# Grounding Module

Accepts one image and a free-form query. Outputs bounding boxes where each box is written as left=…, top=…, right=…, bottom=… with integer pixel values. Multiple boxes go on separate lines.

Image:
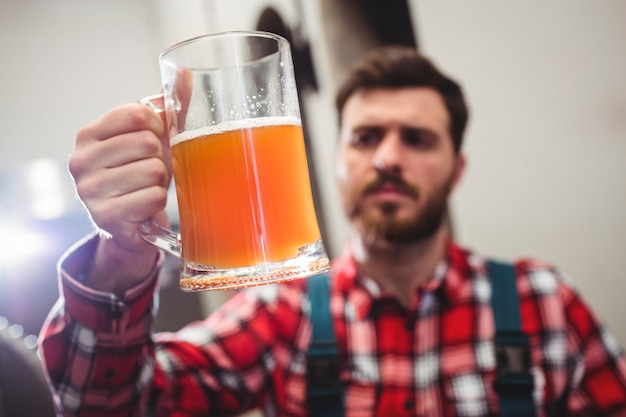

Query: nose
left=371, top=130, right=403, bottom=174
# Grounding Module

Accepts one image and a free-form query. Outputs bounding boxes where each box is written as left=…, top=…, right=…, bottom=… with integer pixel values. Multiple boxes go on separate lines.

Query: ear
left=451, top=152, right=466, bottom=189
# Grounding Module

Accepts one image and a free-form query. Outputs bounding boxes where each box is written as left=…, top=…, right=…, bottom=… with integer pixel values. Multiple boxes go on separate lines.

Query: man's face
left=335, top=87, right=465, bottom=245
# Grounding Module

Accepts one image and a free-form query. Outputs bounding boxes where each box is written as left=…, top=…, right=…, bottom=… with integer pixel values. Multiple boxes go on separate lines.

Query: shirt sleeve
left=39, top=233, right=163, bottom=417
left=560, top=281, right=626, bottom=416
left=39, top=234, right=304, bottom=417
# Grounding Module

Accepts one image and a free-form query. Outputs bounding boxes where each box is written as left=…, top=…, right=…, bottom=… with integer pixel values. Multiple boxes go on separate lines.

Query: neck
left=352, top=225, right=450, bottom=306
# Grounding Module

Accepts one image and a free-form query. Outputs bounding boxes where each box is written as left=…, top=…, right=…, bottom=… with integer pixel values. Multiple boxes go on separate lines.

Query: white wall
left=412, top=0, right=626, bottom=345
left=0, top=0, right=157, bottom=171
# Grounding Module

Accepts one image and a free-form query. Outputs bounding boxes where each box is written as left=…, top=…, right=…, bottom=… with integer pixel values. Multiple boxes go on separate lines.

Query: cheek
left=335, top=157, right=364, bottom=209
left=336, top=165, right=356, bottom=204
left=415, top=154, right=456, bottom=181
left=335, top=158, right=349, bottom=183
left=335, top=151, right=365, bottom=190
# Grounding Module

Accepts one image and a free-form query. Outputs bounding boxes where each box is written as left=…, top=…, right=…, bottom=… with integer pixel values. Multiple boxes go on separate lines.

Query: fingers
left=77, top=102, right=164, bottom=144
left=74, top=152, right=169, bottom=208
left=88, top=184, right=169, bottom=246
left=71, top=129, right=168, bottom=186
left=69, top=103, right=171, bottom=248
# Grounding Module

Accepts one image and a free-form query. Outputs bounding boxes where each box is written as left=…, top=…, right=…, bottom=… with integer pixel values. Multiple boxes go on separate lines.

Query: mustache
left=362, top=173, right=419, bottom=198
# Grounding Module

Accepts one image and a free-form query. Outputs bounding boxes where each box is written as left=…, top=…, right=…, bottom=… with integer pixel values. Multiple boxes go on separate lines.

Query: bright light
left=0, top=223, right=47, bottom=267
left=8, top=324, right=24, bottom=339
left=23, top=334, right=38, bottom=349
left=25, top=158, right=68, bottom=220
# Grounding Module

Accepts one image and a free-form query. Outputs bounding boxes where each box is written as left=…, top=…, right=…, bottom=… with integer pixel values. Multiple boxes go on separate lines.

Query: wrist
left=84, top=236, right=160, bottom=296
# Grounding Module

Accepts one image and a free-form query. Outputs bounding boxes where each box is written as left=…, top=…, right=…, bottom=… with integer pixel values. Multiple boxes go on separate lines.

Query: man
left=40, top=46, right=626, bottom=416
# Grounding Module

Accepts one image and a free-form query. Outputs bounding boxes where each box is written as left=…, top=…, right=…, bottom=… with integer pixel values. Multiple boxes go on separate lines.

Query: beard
left=348, top=173, right=453, bottom=245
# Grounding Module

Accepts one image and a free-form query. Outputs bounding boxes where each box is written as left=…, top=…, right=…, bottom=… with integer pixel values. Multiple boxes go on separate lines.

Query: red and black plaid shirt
left=40, top=235, right=626, bottom=416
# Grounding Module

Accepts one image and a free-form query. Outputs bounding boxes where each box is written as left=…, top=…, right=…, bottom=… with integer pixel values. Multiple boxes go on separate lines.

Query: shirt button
left=103, top=368, right=115, bottom=379
left=404, top=399, right=414, bottom=410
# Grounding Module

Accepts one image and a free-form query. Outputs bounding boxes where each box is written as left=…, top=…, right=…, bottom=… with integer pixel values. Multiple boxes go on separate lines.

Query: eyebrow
left=351, top=124, right=440, bottom=137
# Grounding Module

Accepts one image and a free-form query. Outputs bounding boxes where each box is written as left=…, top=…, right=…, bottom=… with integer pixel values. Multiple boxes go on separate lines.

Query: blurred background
left=0, top=0, right=625, bottom=413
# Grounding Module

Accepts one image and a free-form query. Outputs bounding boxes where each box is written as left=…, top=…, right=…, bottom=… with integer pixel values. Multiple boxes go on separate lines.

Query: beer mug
left=139, top=31, right=329, bottom=291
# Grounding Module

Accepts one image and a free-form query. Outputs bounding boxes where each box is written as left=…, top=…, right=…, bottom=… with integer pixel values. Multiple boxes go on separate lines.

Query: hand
left=69, top=102, right=171, bottom=292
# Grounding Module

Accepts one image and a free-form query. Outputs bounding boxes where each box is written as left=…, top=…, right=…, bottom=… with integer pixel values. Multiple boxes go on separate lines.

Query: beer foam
left=171, top=116, right=302, bottom=147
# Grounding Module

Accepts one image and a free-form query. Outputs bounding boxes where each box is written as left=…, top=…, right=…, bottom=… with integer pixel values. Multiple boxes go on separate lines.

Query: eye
left=349, top=128, right=384, bottom=148
left=402, top=128, right=436, bottom=149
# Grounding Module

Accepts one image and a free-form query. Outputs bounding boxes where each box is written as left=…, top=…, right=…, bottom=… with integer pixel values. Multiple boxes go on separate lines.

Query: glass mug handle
left=137, top=93, right=182, bottom=259
left=138, top=219, right=181, bottom=258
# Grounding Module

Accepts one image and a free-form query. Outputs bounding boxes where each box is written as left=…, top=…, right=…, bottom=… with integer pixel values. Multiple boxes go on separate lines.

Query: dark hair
left=335, top=46, right=469, bottom=152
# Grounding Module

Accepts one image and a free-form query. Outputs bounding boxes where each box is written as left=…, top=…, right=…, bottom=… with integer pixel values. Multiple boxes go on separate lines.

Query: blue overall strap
left=306, top=274, right=344, bottom=417
left=487, top=260, right=537, bottom=417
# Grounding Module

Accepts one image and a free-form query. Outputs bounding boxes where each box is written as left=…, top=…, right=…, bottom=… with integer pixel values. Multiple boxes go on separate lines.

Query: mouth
left=363, top=181, right=418, bottom=200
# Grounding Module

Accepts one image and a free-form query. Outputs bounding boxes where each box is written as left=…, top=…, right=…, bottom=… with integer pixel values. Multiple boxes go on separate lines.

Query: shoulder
left=500, top=257, right=595, bottom=339
left=512, top=258, right=578, bottom=302
left=451, top=242, right=576, bottom=300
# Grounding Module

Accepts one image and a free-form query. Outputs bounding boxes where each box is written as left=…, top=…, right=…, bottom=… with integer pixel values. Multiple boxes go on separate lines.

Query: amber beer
left=171, top=116, right=322, bottom=275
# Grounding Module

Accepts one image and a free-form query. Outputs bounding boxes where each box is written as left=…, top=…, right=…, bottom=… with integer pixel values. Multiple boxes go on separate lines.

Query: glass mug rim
left=159, top=30, right=290, bottom=70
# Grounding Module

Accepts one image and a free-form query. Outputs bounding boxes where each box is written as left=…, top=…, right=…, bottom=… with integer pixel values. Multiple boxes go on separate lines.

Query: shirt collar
left=330, top=240, right=475, bottom=320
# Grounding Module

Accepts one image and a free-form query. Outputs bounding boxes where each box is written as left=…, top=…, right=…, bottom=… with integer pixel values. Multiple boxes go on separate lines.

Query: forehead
left=340, top=87, right=450, bottom=132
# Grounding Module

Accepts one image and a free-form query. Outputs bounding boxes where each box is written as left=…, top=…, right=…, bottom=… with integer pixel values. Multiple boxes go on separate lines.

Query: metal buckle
left=494, top=331, right=534, bottom=396
left=496, top=342, right=531, bottom=375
